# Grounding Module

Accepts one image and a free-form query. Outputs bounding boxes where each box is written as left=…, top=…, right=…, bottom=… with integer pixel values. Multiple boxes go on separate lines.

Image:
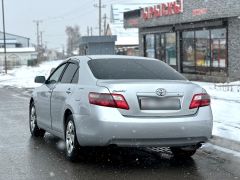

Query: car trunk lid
left=97, top=80, right=203, bottom=117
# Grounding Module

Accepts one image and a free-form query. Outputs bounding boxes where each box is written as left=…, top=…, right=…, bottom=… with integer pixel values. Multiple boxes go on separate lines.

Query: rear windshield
left=88, top=59, right=186, bottom=80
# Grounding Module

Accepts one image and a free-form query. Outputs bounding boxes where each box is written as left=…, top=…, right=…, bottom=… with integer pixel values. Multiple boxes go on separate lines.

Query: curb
left=209, top=135, right=240, bottom=153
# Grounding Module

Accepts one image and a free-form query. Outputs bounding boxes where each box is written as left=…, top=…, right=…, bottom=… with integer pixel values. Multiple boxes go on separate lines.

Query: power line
left=42, top=1, right=91, bottom=22
left=44, top=7, right=96, bottom=24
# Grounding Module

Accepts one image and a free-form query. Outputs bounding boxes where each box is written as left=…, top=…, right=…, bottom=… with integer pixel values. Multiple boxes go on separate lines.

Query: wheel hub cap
left=66, top=121, right=75, bottom=154
left=30, top=107, right=36, bottom=131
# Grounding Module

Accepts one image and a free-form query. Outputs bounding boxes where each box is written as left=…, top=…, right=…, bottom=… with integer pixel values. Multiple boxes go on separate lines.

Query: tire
left=171, top=146, right=197, bottom=158
left=65, top=115, right=80, bottom=162
left=29, top=103, right=45, bottom=137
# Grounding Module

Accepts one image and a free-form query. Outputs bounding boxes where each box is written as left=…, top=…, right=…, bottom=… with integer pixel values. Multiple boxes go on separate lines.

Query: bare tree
left=65, top=25, right=81, bottom=56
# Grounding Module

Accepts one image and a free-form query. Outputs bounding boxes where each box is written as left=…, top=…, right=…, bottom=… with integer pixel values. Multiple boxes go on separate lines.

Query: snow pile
left=0, top=60, right=63, bottom=88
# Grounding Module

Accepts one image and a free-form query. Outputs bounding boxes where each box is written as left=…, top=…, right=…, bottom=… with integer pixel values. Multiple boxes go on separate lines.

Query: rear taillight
left=189, top=93, right=211, bottom=109
left=89, top=92, right=129, bottom=110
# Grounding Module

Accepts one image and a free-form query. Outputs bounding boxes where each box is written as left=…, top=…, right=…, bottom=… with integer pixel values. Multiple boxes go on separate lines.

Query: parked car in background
left=29, top=55, right=213, bottom=161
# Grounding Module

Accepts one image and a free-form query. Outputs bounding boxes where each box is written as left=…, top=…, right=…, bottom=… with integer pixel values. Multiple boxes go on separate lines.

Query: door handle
left=66, top=88, right=72, bottom=94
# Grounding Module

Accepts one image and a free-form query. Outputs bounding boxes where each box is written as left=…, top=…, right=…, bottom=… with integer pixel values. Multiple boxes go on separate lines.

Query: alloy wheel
left=66, top=121, right=75, bottom=154
left=30, top=106, right=36, bottom=132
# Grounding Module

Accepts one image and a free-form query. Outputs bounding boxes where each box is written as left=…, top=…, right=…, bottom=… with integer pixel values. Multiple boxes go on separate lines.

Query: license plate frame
left=139, top=97, right=181, bottom=110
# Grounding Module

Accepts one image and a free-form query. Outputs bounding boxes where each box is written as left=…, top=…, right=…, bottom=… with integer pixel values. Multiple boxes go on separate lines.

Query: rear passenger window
left=60, top=63, right=78, bottom=84
left=71, top=69, right=79, bottom=84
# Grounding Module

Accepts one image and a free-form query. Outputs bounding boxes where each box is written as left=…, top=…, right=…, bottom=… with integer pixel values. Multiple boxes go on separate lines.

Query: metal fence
left=214, top=84, right=240, bottom=92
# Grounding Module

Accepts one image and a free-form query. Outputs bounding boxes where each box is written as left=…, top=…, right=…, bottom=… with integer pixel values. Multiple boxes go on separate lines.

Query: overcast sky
left=1, top=0, right=162, bottom=50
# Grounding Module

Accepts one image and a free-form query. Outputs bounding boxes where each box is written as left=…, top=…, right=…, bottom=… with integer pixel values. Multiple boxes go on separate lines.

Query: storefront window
left=182, top=31, right=195, bottom=72
left=165, top=33, right=177, bottom=66
left=211, top=29, right=227, bottom=68
left=145, top=34, right=155, bottom=58
left=195, top=30, right=211, bottom=67
left=181, top=28, right=227, bottom=75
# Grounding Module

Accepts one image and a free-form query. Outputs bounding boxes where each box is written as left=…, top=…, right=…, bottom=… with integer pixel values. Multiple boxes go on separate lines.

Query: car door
left=51, top=61, right=79, bottom=133
left=36, top=63, right=68, bottom=129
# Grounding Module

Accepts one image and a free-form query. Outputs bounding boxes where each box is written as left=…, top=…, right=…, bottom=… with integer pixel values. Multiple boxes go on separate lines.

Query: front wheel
left=171, top=146, right=197, bottom=158
left=29, top=103, right=45, bottom=137
left=65, top=115, right=80, bottom=162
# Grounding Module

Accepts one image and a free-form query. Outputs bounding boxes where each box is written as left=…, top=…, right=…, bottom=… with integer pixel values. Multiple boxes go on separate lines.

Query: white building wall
left=0, top=51, right=37, bottom=67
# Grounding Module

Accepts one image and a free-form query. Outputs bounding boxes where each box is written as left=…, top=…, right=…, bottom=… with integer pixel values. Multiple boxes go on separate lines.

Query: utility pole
left=33, top=20, right=42, bottom=51
left=62, top=44, right=65, bottom=58
left=40, top=31, right=44, bottom=47
left=1, top=0, right=7, bottom=74
left=90, top=27, right=93, bottom=36
left=103, top=13, right=107, bottom=36
left=87, top=26, right=90, bottom=36
left=94, top=0, right=105, bottom=36
left=99, top=0, right=101, bottom=36
left=44, top=41, right=48, bottom=50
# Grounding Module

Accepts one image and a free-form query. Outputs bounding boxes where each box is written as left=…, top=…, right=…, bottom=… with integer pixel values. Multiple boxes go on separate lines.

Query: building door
left=155, top=34, right=166, bottom=62
left=155, top=33, right=177, bottom=70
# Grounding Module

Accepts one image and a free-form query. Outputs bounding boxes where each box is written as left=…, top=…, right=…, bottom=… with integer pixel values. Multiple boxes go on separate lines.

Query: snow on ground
left=194, top=81, right=240, bottom=142
left=0, top=60, right=63, bottom=88
left=0, top=61, right=239, bottom=142
left=195, top=81, right=240, bottom=102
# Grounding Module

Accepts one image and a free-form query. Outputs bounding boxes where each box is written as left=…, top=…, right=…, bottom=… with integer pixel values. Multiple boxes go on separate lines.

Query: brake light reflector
left=189, top=93, right=211, bottom=109
left=89, top=92, right=129, bottom=110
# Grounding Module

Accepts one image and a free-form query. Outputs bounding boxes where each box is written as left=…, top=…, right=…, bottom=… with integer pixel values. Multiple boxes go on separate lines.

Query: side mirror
left=35, top=76, right=46, bottom=84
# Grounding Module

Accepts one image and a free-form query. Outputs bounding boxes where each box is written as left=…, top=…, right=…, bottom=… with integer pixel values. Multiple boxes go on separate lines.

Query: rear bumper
left=74, top=106, right=213, bottom=147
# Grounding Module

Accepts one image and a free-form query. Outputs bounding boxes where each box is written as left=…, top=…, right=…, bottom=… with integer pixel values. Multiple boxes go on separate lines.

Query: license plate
left=139, top=97, right=181, bottom=110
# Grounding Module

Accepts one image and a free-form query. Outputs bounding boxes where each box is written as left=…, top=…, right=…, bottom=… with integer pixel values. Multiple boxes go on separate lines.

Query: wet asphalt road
left=0, top=87, right=240, bottom=180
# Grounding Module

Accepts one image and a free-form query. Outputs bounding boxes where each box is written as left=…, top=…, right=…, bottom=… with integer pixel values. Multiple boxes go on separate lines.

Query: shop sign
left=142, top=0, right=183, bottom=20
left=192, top=8, right=208, bottom=16
left=126, top=18, right=139, bottom=27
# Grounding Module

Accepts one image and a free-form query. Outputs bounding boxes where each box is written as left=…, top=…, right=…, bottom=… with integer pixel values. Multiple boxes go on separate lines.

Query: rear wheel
left=65, top=115, right=80, bottom=162
left=29, top=103, right=45, bottom=137
left=171, top=146, right=197, bottom=158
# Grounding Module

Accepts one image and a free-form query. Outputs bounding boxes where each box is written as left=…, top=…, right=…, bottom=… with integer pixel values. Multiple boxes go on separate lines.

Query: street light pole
left=1, top=0, right=7, bottom=74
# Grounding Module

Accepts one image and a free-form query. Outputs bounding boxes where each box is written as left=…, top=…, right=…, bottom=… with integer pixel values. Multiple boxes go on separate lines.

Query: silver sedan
left=30, top=55, right=213, bottom=161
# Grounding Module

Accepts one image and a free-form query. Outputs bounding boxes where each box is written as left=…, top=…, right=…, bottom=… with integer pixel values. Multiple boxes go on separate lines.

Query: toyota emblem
left=156, top=88, right=167, bottom=97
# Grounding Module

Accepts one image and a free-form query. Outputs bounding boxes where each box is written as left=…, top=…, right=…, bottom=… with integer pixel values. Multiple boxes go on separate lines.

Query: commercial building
left=124, top=0, right=240, bottom=82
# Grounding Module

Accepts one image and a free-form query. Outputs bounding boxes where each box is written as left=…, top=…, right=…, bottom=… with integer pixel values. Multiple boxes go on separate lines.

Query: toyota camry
left=29, top=55, right=213, bottom=161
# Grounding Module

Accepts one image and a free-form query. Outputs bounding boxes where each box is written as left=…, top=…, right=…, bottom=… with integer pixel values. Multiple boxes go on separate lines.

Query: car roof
left=69, top=55, right=157, bottom=62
